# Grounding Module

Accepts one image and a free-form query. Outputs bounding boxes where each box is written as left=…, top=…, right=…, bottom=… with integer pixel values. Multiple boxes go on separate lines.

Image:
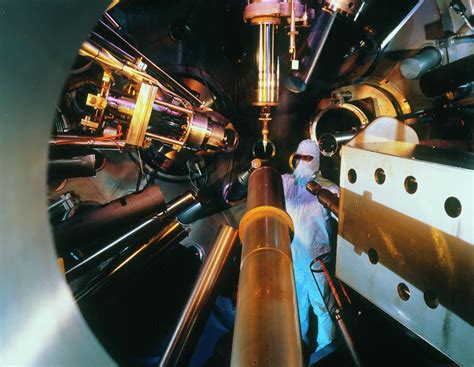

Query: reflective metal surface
left=75, top=218, right=188, bottom=301
left=231, top=167, right=302, bottom=367
left=160, top=225, right=239, bottom=366
left=0, top=1, right=114, bottom=365
left=337, top=142, right=474, bottom=365
left=54, top=185, right=165, bottom=254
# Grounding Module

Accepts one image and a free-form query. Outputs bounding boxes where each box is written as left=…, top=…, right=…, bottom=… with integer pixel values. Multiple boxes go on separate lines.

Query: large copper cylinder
left=231, top=167, right=303, bottom=367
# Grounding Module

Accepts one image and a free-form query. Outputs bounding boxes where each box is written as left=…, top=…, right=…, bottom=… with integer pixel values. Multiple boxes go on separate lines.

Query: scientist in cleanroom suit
left=282, top=139, right=339, bottom=356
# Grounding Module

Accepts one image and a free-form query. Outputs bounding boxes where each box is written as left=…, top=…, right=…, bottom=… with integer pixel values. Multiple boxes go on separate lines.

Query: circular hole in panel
left=374, top=168, right=386, bottom=185
left=368, top=248, right=379, bottom=264
left=424, top=289, right=439, bottom=309
left=444, top=197, right=462, bottom=218
left=348, top=168, right=357, bottom=184
left=404, top=176, right=417, bottom=194
left=397, top=283, right=410, bottom=301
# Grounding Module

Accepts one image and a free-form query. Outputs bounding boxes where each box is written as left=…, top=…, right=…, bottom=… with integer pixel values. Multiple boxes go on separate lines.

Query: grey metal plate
left=337, top=143, right=474, bottom=366
left=0, top=2, right=114, bottom=365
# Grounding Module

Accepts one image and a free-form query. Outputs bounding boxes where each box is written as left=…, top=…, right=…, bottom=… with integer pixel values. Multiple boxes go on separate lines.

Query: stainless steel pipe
left=159, top=225, right=239, bottom=366
left=49, top=137, right=126, bottom=150
left=75, top=217, right=188, bottom=301
left=284, top=10, right=336, bottom=94
left=318, top=131, right=357, bottom=157
left=65, top=190, right=197, bottom=280
left=231, top=167, right=303, bottom=367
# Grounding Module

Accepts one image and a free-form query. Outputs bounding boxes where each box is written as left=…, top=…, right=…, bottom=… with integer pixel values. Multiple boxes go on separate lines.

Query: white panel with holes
left=336, top=142, right=474, bottom=366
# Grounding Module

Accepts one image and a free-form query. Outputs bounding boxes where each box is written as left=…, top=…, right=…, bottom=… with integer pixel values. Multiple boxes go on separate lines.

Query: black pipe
left=54, top=185, right=166, bottom=254
left=419, top=54, right=474, bottom=98
left=223, top=159, right=261, bottom=204
left=48, top=154, right=96, bottom=179
left=63, top=190, right=197, bottom=280
left=75, top=217, right=188, bottom=301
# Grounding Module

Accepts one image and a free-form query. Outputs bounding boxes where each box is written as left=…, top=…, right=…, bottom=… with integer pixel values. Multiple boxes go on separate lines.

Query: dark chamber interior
left=13, top=0, right=472, bottom=366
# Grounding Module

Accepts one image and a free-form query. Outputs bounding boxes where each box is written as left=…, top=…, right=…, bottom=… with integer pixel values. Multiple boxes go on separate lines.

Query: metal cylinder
left=231, top=167, right=303, bottom=367
left=400, top=47, right=442, bottom=80
left=49, top=137, right=126, bottom=150
left=54, top=185, right=166, bottom=254
left=254, top=22, right=279, bottom=107
left=48, top=154, right=96, bottom=179
left=306, top=179, right=339, bottom=217
left=420, top=54, right=474, bottom=98
left=223, top=159, right=262, bottom=204
left=64, top=190, right=198, bottom=280
left=159, top=225, right=239, bottom=366
left=75, top=217, right=188, bottom=301
left=284, top=10, right=336, bottom=93
left=318, top=131, right=357, bottom=157
left=79, top=41, right=154, bottom=85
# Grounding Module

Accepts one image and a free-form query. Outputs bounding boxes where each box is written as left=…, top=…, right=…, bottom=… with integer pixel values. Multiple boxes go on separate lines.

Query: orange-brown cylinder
left=231, top=167, right=303, bottom=367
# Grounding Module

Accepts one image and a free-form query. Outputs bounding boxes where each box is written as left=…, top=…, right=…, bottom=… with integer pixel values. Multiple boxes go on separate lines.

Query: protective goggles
left=294, top=154, right=314, bottom=162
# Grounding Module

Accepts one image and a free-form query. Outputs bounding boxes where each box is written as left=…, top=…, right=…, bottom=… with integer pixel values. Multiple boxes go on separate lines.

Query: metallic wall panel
left=0, top=2, right=114, bottom=365
left=336, top=143, right=474, bottom=366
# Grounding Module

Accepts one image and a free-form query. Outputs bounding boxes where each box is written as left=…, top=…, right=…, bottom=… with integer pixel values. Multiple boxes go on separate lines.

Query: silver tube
left=284, top=11, right=335, bottom=93
left=64, top=190, right=197, bottom=279
left=49, top=137, right=126, bottom=150
left=159, top=225, right=239, bottom=366
left=145, top=132, right=185, bottom=147
left=400, top=47, right=442, bottom=80
left=303, top=13, right=335, bottom=86
left=75, top=218, right=188, bottom=302
left=318, top=131, right=357, bottom=156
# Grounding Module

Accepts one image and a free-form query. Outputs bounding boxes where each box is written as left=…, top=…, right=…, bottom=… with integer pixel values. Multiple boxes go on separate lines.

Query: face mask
left=294, top=161, right=315, bottom=185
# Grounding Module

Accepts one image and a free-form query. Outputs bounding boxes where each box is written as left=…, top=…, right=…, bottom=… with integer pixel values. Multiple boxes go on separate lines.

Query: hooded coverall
left=282, top=139, right=339, bottom=353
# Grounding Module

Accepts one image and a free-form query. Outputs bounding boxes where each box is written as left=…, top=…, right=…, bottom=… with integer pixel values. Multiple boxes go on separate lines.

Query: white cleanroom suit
left=282, top=139, right=339, bottom=353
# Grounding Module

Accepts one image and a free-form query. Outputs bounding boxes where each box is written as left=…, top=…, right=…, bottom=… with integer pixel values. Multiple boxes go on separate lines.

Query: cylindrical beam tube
left=231, top=167, right=303, bottom=367
left=159, top=225, right=240, bottom=366
left=75, top=217, right=188, bottom=301
left=400, top=47, right=442, bottom=80
left=54, top=185, right=166, bottom=254
left=254, top=22, right=279, bottom=106
left=64, top=190, right=198, bottom=280
left=79, top=41, right=157, bottom=85
left=419, top=54, right=474, bottom=98
left=145, top=131, right=185, bottom=147
left=48, top=154, right=96, bottom=179
left=49, top=137, right=126, bottom=150
left=223, top=159, right=262, bottom=204
left=306, top=179, right=339, bottom=217
left=318, top=131, right=357, bottom=157
left=284, top=11, right=336, bottom=93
